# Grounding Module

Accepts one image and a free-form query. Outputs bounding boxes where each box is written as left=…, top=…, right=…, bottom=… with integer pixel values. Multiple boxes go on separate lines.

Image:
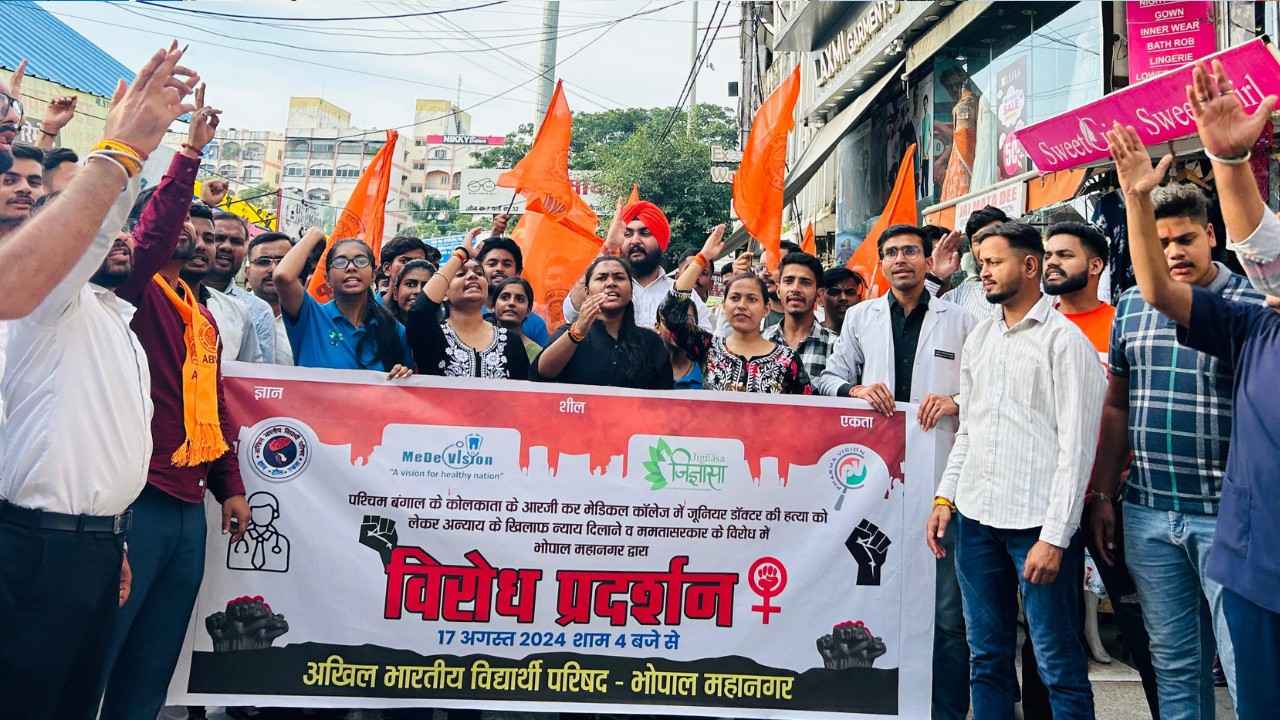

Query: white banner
left=168, top=364, right=936, bottom=718
left=460, top=169, right=610, bottom=215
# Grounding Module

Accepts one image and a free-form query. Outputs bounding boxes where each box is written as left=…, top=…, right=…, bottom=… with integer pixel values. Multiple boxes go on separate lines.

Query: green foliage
left=406, top=196, right=473, bottom=239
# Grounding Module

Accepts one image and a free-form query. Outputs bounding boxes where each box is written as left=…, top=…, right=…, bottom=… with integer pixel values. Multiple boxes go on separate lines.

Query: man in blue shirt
left=1108, top=121, right=1276, bottom=719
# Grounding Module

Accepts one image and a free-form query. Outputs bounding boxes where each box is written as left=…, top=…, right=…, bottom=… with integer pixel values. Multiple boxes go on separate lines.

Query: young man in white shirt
left=206, top=210, right=277, bottom=362
left=927, top=221, right=1106, bottom=719
left=244, top=231, right=296, bottom=365
left=818, top=224, right=977, bottom=720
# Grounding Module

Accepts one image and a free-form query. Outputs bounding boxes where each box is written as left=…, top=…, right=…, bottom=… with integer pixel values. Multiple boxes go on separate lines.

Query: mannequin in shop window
left=940, top=67, right=980, bottom=202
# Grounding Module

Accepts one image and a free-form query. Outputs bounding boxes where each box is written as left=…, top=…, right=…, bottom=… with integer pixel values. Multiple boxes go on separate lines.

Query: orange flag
left=511, top=193, right=600, bottom=330
left=801, top=222, right=816, bottom=256
left=733, top=65, right=800, bottom=272
left=498, top=80, right=574, bottom=220
left=847, top=144, right=918, bottom=297
left=307, top=129, right=400, bottom=302
left=627, top=183, right=640, bottom=205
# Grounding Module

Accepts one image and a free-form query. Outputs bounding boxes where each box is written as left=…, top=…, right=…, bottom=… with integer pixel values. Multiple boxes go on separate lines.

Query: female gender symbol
left=748, top=556, right=788, bottom=624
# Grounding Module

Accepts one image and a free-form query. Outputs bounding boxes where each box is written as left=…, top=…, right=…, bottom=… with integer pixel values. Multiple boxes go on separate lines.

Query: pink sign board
left=1015, top=39, right=1280, bottom=174
left=1127, top=1, right=1216, bottom=83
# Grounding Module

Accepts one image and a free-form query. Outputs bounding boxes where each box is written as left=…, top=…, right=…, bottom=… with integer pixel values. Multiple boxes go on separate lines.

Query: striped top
left=937, top=294, right=1106, bottom=547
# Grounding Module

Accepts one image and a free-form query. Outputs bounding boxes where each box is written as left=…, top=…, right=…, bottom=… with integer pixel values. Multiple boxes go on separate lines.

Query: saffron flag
left=627, top=183, right=640, bottom=205
left=733, top=65, right=801, bottom=273
left=307, top=129, right=399, bottom=302
left=510, top=194, right=601, bottom=330
left=847, top=144, right=918, bottom=297
left=498, top=80, right=575, bottom=220
left=801, top=222, right=816, bottom=256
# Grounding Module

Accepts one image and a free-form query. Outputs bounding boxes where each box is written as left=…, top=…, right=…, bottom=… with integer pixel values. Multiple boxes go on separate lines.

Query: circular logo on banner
left=249, top=422, right=311, bottom=482
left=821, top=444, right=891, bottom=510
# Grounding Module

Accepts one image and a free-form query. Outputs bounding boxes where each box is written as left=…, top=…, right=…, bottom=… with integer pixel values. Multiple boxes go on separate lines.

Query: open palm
left=1188, top=59, right=1277, bottom=159
left=1105, top=123, right=1172, bottom=196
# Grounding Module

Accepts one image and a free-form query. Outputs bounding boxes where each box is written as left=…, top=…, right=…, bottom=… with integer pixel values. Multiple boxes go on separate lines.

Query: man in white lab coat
left=817, top=223, right=977, bottom=720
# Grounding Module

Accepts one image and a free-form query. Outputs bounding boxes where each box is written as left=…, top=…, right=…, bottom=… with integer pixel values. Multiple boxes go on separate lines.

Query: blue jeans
left=1124, top=502, right=1236, bottom=720
left=98, top=485, right=208, bottom=720
left=934, top=520, right=970, bottom=720
left=1223, top=587, right=1280, bottom=720
left=955, top=514, right=1094, bottom=720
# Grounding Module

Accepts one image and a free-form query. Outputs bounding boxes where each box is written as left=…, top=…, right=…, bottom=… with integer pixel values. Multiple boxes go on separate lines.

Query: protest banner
left=168, top=364, right=937, bottom=718
left=1015, top=38, right=1280, bottom=173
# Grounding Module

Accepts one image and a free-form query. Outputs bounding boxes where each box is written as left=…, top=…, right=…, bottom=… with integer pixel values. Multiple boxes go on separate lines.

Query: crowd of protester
left=0, top=46, right=1276, bottom=720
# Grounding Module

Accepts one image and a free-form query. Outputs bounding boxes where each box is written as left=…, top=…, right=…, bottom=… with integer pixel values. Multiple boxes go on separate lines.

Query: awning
left=783, top=60, right=904, bottom=206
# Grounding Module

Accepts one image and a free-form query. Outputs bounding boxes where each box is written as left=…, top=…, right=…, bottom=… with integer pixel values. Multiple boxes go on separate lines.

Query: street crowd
left=0, top=41, right=1276, bottom=720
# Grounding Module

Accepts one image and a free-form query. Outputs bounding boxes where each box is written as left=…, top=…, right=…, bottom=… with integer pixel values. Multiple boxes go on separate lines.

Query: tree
left=406, top=195, right=474, bottom=239
left=234, top=182, right=278, bottom=217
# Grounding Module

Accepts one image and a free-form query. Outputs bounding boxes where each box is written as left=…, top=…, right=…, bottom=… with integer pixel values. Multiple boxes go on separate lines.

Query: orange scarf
left=153, top=275, right=229, bottom=466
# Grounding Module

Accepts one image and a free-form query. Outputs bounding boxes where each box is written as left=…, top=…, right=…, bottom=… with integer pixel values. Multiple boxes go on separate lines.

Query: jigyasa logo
left=642, top=438, right=728, bottom=491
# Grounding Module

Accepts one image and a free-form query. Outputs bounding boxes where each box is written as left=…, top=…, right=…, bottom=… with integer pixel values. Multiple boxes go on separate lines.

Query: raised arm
left=36, top=95, right=77, bottom=151
left=1189, top=59, right=1280, bottom=294
left=0, top=45, right=198, bottom=319
left=1106, top=123, right=1190, bottom=326
left=275, top=227, right=326, bottom=320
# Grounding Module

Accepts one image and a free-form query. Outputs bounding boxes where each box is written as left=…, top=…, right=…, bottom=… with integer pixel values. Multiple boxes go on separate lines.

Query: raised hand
left=603, top=197, right=626, bottom=256
left=462, top=226, right=485, bottom=259
left=572, top=292, right=606, bottom=337
left=732, top=251, right=753, bottom=276
left=845, top=519, right=891, bottom=586
left=1105, top=122, right=1173, bottom=198
left=40, top=95, right=77, bottom=136
left=700, top=224, right=728, bottom=261
left=103, top=41, right=200, bottom=156
left=930, top=229, right=963, bottom=280
left=201, top=179, right=228, bottom=208
left=490, top=212, right=511, bottom=237
left=359, top=514, right=399, bottom=566
left=1188, top=59, right=1278, bottom=160
left=6, top=59, right=26, bottom=99
left=186, top=84, right=221, bottom=152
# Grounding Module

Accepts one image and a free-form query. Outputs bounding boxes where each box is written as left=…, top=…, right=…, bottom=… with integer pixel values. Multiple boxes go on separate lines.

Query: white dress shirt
left=1228, top=209, right=1280, bottom=295
left=1, top=182, right=154, bottom=516
left=273, top=313, right=293, bottom=366
left=0, top=321, right=7, bottom=422
left=227, top=283, right=278, bottom=363
left=205, top=285, right=263, bottom=363
left=562, top=268, right=713, bottom=332
left=936, top=294, right=1106, bottom=548
left=818, top=293, right=977, bottom=485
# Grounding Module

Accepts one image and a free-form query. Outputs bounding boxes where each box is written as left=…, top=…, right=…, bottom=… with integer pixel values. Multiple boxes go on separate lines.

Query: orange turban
left=620, top=201, right=671, bottom=251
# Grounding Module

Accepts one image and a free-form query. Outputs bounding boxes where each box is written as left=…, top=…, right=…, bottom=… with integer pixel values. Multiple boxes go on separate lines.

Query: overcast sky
left=44, top=0, right=742, bottom=137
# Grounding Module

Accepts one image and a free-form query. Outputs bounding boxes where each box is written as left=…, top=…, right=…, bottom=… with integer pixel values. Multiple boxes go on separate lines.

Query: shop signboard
left=995, top=57, right=1029, bottom=181
left=460, top=169, right=608, bottom=215
left=425, top=134, right=506, bottom=146
left=1127, top=1, right=1216, bottom=83
left=953, top=182, right=1026, bottom=233
left=1014, top=39, right=1280, bottom=173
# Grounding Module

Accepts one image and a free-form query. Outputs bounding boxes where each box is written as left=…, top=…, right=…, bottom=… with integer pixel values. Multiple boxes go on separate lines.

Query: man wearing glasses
left=243, top=231, right=296, bottom=365
left=817, top=223, right=977, bottom=720
left=205, top=210, right=277, bottom=363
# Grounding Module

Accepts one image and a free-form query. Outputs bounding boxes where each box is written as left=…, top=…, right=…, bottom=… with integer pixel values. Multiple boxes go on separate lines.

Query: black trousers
left=0, top=518, right=123, bottom=719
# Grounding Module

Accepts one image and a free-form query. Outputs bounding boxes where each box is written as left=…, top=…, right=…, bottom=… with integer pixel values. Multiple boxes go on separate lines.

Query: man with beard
left=927, top=221, right=1105, bottom=719
left=821, top=267, right=865, bottom=335
left=0, top=144, right=45, bottom=420
left=180, top=203, right=262, bottom=363
left=763, top=252, right=834, bottom=382
left=244, top=231, right=296, bottom=365
left=818, top=224, right=975, bottom=720
left=943, top=205, right=1010, bottom=322
left=563, top=200, right=713, bottom=332
left=204, top=210, right=277, bottom=362
left=1043, top=223, right=1113, bottom=362
left=1089, top=181, right=1263, bottom=718
left=477, top=236, right=550, bottom=346
left=0, top=46, right=207, bottom=716
left=98, top=91, right=250, bottom=720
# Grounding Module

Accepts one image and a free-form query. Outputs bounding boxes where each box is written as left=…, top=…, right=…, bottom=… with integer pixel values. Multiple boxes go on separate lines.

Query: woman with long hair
left=389, top=258, right=435, bottom=324
left=405, top=228, right=529, bottom=379
left=274, top=227, right=413, bottom=377
left=660, top=226, right=811, bottom=394
left=490, top=276, right=543, bottom=362
left=531, top=255, right=672, bottom=389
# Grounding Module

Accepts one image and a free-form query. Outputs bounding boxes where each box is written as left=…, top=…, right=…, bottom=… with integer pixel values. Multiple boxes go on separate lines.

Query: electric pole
left=535, top=0, right=560, bottom=124
left=687, top=1, right=698, bottom=137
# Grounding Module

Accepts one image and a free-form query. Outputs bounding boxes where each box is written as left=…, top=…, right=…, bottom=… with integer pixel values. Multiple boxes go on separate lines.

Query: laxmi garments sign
left=816, top=0, right=903, bottom=88
left=460, top=168, right=610, bottom=215
left=167, top=364, right=939, bottom=718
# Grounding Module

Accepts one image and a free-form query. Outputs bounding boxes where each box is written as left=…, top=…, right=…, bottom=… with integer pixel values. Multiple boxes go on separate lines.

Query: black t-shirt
left=406, top=295, right=529, bottom=380
left=532, top=321, right=673, bottom=390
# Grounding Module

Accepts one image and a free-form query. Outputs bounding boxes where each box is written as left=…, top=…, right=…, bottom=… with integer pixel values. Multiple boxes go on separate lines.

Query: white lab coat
left=817, top=293, right=977, bottom=484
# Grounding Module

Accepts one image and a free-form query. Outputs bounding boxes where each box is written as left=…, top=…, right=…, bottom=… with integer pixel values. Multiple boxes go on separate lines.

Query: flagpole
left=505, top=190, right=519, bottom=215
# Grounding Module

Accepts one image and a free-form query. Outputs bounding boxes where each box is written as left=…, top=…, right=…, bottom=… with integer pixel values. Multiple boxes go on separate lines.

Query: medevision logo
left=402, top=433, right=494, bottom=469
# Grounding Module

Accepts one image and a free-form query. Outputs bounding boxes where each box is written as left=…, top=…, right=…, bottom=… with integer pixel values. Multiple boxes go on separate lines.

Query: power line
left=658, top=1, right=728, bottom=143
left=134, top=0, right=508, bottom=23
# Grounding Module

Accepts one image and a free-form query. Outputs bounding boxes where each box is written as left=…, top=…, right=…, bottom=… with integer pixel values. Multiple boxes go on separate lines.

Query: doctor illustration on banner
left=228, top=491, right=291, bottom=573
left=815, top=222, right=977, bottom=720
